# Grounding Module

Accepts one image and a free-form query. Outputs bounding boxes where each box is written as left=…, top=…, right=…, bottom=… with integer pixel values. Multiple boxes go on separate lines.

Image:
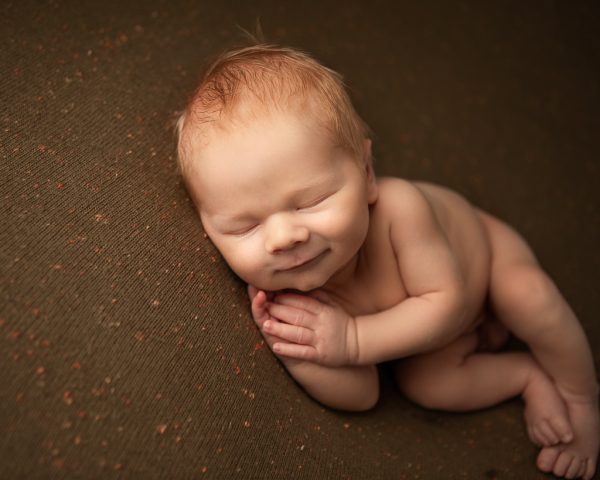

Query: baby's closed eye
left=297, top=192, right=335, bottom=211
left=227, top=224, right=259, bottom=236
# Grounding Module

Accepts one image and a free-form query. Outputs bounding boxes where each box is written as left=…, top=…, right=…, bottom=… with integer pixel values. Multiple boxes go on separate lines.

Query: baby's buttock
left=414, top=182, right=492, bottom=325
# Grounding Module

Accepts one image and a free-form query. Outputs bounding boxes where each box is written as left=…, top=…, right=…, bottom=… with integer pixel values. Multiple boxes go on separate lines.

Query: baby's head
left=177, top=44, right=378, bottom=292
left=177, top=44, right=371, bottom=178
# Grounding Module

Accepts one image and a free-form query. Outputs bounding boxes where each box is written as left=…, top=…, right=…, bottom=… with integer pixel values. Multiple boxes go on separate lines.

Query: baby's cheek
left=317, top=207, right=344, bottom=229
left=224, top=241, right=265, bottom=282
left=319, top=206, right=368, bottom=242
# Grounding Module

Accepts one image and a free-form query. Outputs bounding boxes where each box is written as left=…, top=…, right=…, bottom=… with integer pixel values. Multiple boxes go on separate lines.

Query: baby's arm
left=261, top=182, right=472, bottom=366
left=249, top=286, right=379, bottom=411
left=354, top=181, right=471, bottom=364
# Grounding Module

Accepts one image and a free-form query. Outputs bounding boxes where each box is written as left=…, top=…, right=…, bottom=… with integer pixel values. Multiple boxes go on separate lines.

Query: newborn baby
left=176, top=43, right=599, bottom=479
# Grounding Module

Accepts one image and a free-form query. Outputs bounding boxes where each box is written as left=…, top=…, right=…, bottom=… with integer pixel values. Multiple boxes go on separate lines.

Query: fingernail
left=263, top=321, right=271, bottom=330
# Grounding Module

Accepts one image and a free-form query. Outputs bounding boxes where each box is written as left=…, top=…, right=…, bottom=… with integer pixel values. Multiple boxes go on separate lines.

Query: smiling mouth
left=280, top=250, right=329, bottom=272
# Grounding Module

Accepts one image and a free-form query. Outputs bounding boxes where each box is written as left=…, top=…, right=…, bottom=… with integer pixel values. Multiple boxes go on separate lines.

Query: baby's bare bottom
left=395, top=210, right=599, bottom=480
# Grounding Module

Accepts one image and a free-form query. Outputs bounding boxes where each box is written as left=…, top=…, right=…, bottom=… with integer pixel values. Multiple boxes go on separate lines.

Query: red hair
left=176, top=44, right=370, bottom=176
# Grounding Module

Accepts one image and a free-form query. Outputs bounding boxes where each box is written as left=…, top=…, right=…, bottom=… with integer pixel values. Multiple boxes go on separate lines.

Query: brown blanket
left=2, top=1, right=598, bottom=477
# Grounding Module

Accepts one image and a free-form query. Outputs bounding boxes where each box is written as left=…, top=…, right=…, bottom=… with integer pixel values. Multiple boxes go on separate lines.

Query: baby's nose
left=265, top=215, right=310, bottom=253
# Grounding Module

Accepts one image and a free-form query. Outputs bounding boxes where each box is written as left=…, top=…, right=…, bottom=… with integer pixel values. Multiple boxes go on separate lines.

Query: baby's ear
left=363, top=139, right=378, bottom=204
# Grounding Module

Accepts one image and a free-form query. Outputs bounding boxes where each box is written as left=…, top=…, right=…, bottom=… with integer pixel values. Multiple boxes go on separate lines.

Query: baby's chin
left=250, top=274, right=327, bottom=294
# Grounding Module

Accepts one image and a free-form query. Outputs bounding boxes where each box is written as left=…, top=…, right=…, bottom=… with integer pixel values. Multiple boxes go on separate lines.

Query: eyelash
left=297, top=193, right=331, bottom=210
left=226, top=193, right=333, bottom=235
left=229, top=224, right=258, bottom=236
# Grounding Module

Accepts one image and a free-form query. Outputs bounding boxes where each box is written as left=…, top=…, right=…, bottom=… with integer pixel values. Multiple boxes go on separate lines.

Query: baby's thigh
left=476, top=209, right=538, bottom=267
left=476, top=209, right=561, bottom=337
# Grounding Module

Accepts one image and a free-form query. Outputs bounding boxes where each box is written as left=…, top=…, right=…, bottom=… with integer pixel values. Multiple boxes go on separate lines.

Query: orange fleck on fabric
left=63, top=391, right=74, bottom=405
left=156, top=424, right=167, bottom=434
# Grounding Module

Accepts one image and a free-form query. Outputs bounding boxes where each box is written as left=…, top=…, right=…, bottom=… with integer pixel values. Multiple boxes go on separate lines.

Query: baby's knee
left=495, top=265, right=561, bottom=329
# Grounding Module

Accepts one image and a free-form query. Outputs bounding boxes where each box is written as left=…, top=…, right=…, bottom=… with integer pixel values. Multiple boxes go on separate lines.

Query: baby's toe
left=537, top=419, right=561, bottom=445
left=576, top=459, right=588, bottom=480
left=549, top=416, right=574, bottom=443
left=584, top=458, right=596, bottom=480
left=576, top=461, right=591, bottom=480
left=527, top=425, right=543, bottom=447
left=537, top=445, right=562, bottom=473
left=564, top=456, right=583, bottom=479
left=553, top=451, right=575, bottom=478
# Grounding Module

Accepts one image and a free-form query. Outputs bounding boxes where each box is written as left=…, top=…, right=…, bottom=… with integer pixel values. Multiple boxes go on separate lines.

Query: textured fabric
left=1, top=1, right=598, bottom=478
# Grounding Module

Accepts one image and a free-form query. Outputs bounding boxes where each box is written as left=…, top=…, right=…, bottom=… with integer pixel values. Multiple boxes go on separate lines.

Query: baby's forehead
left=187, top=115, right=350, bottom=202
left=187, top=100, right=332, bottom=158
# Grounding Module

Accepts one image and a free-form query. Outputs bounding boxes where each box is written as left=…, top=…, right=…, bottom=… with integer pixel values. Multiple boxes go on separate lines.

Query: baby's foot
left=523, top=369, right=573, bottom=447
left=537, top=395, right=599, bottom=480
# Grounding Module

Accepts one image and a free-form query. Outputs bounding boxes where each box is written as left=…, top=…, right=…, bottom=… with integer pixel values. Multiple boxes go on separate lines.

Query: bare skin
left=185, top=112, right=599, bottom=479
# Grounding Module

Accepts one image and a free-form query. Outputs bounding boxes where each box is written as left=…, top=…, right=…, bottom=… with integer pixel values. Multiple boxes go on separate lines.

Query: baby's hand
left=248, top=285, right=292, bottom=354
left=256, top=290, right=359, bottom=367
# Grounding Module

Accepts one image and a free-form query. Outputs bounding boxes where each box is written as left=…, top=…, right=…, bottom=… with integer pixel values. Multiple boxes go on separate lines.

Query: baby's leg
left=396, top=332, right=570, bottom=444
left=478, top=210, right=599, bottom=479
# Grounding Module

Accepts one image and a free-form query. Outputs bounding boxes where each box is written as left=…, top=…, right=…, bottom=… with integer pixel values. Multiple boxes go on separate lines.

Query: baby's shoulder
left=376, top=176, right=420, bottom=198
left=374, top=177, right=432, bottom=220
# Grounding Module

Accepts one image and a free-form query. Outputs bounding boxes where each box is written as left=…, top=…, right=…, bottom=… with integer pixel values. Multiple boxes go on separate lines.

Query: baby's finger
left=263, top=319, right=315, bottom=345
left=252, top=313, right=288, bottom=348
left=251, top=290, right=269, bottom=324
left=272, top=342, right=317, bottom=361
left=272, top=293, right=324, bottom=316
left=267, top=302, right=315, bottom=327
